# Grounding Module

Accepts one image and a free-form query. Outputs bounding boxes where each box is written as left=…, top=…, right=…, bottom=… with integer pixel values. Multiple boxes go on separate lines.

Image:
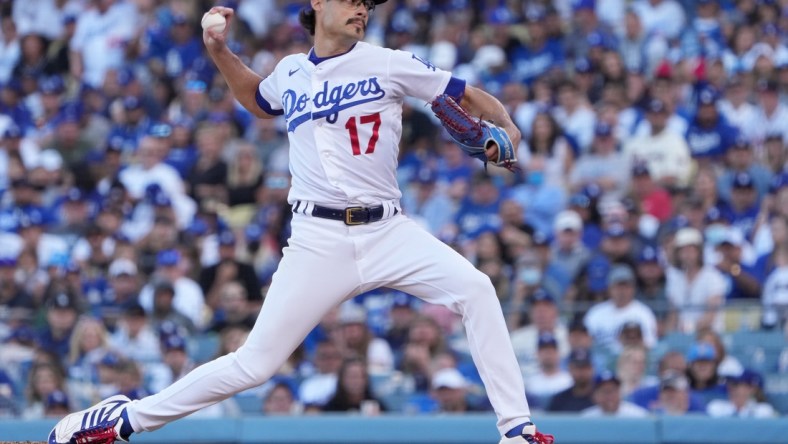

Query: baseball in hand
left=201, top=12, right=226, bottom=34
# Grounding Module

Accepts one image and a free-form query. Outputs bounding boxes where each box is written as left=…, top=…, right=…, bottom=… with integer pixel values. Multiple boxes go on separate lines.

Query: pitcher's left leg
left=358, top=216, right=530, bottom=435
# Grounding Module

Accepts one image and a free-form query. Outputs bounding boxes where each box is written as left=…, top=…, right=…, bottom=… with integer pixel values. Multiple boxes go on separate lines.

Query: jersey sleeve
left=255, top=69, right=284, bottom=116
left=386, top=49, right=466, bottom=103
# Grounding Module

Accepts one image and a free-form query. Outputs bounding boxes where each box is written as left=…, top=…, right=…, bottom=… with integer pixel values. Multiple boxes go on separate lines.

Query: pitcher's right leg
left=49, top=217, right=361, bottom=443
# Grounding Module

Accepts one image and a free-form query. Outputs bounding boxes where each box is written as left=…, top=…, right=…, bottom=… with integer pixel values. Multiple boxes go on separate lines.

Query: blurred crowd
left=0, top=0, right=787, bottom=422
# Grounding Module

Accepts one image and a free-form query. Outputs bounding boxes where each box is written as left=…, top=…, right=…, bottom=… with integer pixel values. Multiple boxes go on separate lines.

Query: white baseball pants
left=127, top=213, right=531, bottom=434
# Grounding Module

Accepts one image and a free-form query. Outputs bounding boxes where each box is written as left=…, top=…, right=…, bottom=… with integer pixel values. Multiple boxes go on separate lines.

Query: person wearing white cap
left=430, top=367, right=473, bottom=413
left=549, top=210, right=591, bottom=283
left=665, top=228, right=726, bottom=332
left=583, top=264, right=658, bottom=353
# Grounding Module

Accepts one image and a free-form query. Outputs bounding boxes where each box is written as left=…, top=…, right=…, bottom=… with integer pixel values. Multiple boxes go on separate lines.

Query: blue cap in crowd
left=122, top=96, right=142, bottom=110
left=594, top=121, right=612, bottom=137
left=157, top=249, right=181, bottom=267
left=391, top=291, right=415, bottom=309
left=568, top=348, right=593, bottom=366
left=531, top=231, right=551, bottom=246
left=40, top=76, right=65, bottom=95
left=687, top=342, right=717, bottom=363
left=149, top=123, right=173, bottom=138
left=48, top=292, right=77, bottom=310
left=65, top=187, right=84, bottom=203
left=594, top=370, right=620, bottom=386
left=604, top=223, right=627, bottom=238
left=646, top=98, right=667, bottom=114
left=638, top=245, right=659, bottom=263
left=532, top=288, right=556, bottom=305
left=575, top=57, right=593, bottom=74
left=218, top=230, right=236, bottom=246
left=727, top=369, right=763, bottom=387
left=696, top=87, right=719, bottom=106
left=45, top=390, right=70, bottom=409
left=537, top=332, right=558, bottom=349
left=732, top=172, right=755, bottom=189
left=162, top=334, right=187, bottom=352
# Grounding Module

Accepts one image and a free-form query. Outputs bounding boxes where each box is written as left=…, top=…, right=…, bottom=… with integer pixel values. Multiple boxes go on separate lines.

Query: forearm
left=732, top=272, right=762, bottom=298
left=206, top=45, right=269, bottom=119
left=460, top=86, right=517, bottom=133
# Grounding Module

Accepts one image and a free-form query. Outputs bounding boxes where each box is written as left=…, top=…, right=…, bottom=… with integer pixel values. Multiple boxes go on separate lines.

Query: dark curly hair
left=299, top=6, right=316, bottom=36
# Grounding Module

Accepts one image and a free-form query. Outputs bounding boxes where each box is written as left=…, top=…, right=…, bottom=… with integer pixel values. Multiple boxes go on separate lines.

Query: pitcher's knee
left=455, top=270, right=499, bottom=307
left=232, top=346, right=278, bottom=385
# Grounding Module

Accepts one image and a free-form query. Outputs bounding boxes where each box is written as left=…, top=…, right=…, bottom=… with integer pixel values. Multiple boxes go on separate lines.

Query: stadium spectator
left=299, top=340, right=343, bottom=409
left=569, top=122, right=628, bottom=198
left=510, top=289, right=569, bottom=376
left=519, top=111, right=575, bottom=188
left=146, top=334, right=194, bottom=394
left=546, top=348, right=596, bottom=412
left=615, top=345, right=656, bottom=397
left=263, top=381, right=298, bottom=415
left=37, top=292, right=80, bottom=360
left=624, top=98, right=693, bottom=189
left=429, top=367, right=475, bottom=413
left=322, top=357, right=385, bottom=414
left=707, top=370, right=777, bottom=418
left=138, top=249, right=206, bottom=330
left=43, top=389, right=70, bottom=417
left=524, top=332, right=573, bottom=406
left=382, top=292, right=417, bottom=355
left=22, top=362, right=66, bottom=419
left=336, top=303, right=394, bottom=375
left=108, top=304, right=161, bottom=363
left=581, top=370, right=649, bottom=417
left=549, top=210, right=591, bottom=286
left=398, top=315, right=445, bottom=393
left=666, top=227, right=726, bottom=332
left=583, top=264, right=658, bottom=352
left=696, top=328, right=744, bottom=378
left=199, top=230, right=261, bottom=310
left=686, top=342, right=727, bottom=407
left=649, top=371, right=699, bottom=415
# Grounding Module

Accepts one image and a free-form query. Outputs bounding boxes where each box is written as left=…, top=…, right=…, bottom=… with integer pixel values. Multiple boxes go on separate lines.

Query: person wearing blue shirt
left=510, top=8, right=565, bottom=85
left=719, top=172, right=761, bottom=240
left=401, top=167, right=456, bottom=237
left=454, top=172, right=502, bottom=240
left=106, top=96, right=153, bottom=154
left=164, top=15, right=204, bottom=79
left=685, top=87, right=739, bottom=161
left=164, top=119, right=199, bottom=179
left=717, top=138, right=773, bottom=202
left=714, top=229, right=761, bottom=300
left=37, top=293, right=80, bottom=361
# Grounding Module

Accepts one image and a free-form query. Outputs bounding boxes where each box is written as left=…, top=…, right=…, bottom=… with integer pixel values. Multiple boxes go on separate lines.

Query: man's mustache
left=347, top=18, right=367, bottom=31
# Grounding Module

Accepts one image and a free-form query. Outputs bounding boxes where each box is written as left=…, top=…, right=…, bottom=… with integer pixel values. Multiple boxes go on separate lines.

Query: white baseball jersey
left=255, top=41, right=466, bottom=207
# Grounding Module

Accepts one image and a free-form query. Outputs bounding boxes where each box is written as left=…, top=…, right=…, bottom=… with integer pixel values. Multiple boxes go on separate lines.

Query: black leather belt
left=296, top=201, right=396, bottom=225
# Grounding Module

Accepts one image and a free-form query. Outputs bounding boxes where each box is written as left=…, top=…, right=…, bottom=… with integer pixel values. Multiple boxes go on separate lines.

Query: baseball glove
left=431, top=94, right=517, bottom=170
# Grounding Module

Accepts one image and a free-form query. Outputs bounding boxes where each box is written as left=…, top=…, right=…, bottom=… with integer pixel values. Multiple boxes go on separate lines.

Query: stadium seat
left=188, top=334, right=221, bottom=363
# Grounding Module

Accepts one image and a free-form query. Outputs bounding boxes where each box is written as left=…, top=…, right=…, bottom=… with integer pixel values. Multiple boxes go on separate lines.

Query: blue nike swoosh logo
left=289, top=68, right=300, bottom=76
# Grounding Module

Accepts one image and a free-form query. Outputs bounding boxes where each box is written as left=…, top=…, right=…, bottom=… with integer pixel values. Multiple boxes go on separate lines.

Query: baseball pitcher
left=49, top=1, right=552, bottom=443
